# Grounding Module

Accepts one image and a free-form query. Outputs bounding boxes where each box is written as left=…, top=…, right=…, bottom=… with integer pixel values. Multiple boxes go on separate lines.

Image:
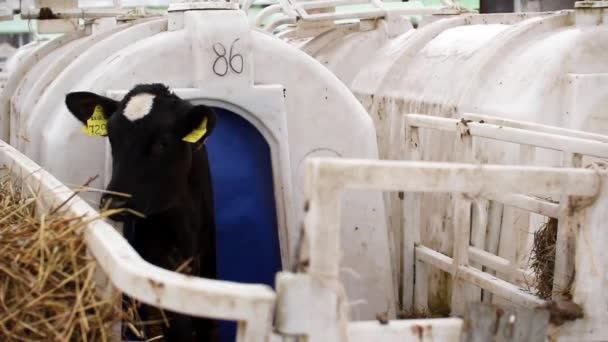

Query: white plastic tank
left=2, top=3, right=396, bottom=324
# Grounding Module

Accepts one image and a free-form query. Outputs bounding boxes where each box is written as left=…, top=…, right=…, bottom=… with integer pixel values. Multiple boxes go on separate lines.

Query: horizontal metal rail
left=299, top=9, right=385, bottom=22
left=309, top=159, right=600, bottom=196
left=404, top=114, right=608, bottom=159
left=299, top=0, right=375, bottom=9
left=468, top=246, right=535, bottom=287
left=416, top=245, right=543, bottom=308
left=485, top=193, right=559, bottom=218
left=405, top=114, right=458, bottom=132
left=463, top=112, right=608, bottom=143
left=19, top=7, right=164, bottom=20
left=296, top=7, right=464, bottom=22
left=280, top=0, right=466, bottom=23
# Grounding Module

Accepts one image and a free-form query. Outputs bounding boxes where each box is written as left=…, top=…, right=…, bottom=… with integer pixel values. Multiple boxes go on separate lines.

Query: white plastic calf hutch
left=335, top=0, right=608, bottom=321
left=350, top=2, right=608, bottom=158
left=0, top=0, right=395, bottom=334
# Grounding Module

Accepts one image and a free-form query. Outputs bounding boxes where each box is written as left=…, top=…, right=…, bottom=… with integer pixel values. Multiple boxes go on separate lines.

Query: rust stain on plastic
left=148, top=279, right=165, bottom=290
left=410, top=324, right=424, bottom=340
left=148, top=279, right=165, bottom=305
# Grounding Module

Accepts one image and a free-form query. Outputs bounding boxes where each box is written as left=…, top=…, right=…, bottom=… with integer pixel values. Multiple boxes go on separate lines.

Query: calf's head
left=65, top=84, right=216, bottom=220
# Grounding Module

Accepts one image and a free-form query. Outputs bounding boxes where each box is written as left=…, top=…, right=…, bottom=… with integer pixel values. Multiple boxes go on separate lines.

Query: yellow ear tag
left=81, top=105, right=108, bottom=137
left=182, top=117, right=208, bottom=143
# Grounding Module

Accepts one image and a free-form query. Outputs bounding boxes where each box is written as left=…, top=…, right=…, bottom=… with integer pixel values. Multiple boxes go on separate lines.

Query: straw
left=0, top=172, right=154, bottom=341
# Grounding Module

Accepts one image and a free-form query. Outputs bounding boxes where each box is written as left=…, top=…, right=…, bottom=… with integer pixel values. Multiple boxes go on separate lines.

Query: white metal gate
left=275, top=113, right=608, bottom=341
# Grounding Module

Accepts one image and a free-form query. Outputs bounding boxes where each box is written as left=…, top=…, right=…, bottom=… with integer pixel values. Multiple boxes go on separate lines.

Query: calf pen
left=0, top=115, right=607, bottom=341
left=397, top=113, right=608, bottom=315
left=293, top=155, right=607, bottom=341
left=279, top=113, right=608, bottom=341
left=278, top=114, right=608, bottom=341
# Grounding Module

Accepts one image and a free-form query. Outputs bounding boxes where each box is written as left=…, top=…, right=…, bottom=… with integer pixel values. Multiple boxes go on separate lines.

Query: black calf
left=66, top=84, right=218, bottom=341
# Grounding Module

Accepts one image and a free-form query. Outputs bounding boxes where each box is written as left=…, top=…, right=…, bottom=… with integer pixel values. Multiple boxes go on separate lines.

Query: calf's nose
left=100, top=195, right=135, bottom=222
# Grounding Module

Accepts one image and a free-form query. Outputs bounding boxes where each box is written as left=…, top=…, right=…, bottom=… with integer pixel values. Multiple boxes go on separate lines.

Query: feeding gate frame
left=396, top=112, right=608, bottom=321
left=286, top=151, right=607, bottom=341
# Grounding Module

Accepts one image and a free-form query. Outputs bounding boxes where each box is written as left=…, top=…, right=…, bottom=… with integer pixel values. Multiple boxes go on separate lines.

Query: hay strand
left=530, top=217, right=559, bottom=300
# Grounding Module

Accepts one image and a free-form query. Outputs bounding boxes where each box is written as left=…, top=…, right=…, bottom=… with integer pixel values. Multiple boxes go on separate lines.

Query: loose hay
left=530, top=217, right=559, bottom=300
left=0, top=173, right=149, bottom=341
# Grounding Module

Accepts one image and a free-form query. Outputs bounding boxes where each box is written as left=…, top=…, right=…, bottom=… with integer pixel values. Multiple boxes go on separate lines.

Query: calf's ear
left=65, top=91, right=119, bottom=125
left=180, top=105, right=217, bottom=144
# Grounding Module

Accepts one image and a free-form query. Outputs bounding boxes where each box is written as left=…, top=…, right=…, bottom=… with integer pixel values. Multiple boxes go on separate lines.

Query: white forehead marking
left=123, top=93, right=155, bottom=121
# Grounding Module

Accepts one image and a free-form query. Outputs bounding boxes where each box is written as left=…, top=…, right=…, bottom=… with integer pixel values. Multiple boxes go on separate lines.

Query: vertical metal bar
left=386, top=103, right=405, bottom=310
left=452, top=121, right=479, bottom=314
left=483, top=201, right=503, bottom=303
left=451, top=193, right=476, bottom=316
left=471, top=199, right=489, bottom=299
left=403, top=124, right=421, bottom=312
left=515, top=145, right=535, bottom=271
left=495, top=145, right=536, bottom=302
left=553, top=152, right=583, bottom=300
left=414, top=258, right=429, bottom=312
